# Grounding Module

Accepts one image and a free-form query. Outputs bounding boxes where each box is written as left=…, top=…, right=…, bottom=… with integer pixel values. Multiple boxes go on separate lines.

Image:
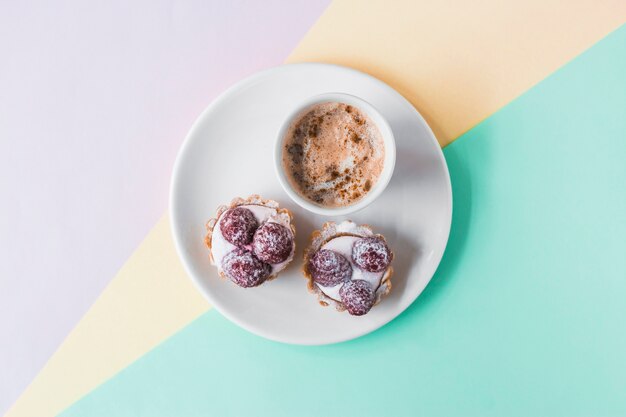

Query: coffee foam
left=282, top=102, right=384, bottom=207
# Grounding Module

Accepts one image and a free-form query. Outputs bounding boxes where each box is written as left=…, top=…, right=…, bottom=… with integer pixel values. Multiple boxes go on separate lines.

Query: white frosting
left=212, top=204, right=294, bottom=275
left=316, top=236, right=384, bottom=302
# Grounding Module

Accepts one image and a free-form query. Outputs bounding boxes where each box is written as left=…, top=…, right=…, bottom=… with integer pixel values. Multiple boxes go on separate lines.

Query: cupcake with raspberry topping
left=303, top=220, right=393, bottom=315
left=205, top=195, right=295, bottom=288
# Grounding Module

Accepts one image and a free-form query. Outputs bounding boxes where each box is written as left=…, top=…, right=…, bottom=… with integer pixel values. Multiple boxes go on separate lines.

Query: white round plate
left=170, top=63, right=452, bottom=345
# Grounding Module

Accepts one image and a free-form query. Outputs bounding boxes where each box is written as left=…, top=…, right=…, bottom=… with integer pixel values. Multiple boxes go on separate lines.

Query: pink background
left=0, top=0, right=329, bottom=413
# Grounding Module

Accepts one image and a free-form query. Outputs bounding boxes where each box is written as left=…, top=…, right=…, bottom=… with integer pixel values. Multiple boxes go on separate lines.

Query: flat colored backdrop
left=59, top=25, right=626, bottom=417
left=0, top=0, right=330, bottom=413
left=2, top=0, right=625, bottom=416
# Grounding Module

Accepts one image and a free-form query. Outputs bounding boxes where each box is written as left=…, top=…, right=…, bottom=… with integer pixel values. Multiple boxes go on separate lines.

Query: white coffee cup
left=274, top=92, right=396, bottom=216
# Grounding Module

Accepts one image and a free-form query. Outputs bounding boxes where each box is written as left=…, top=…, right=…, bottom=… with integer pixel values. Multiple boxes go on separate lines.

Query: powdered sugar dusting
left=218, top=207, right=258, bottom=246
left=303, top=220, right=393, bottom=313
left=221, top=248, right=271, bottom=288
left=308, top=249, right=352, bottom=287
left=339, top=279, right=375, bottom=316
left=316, top=235, right=384, bottom=301
left=212, top=204, right=294, bottom=277
left=352, top=237, right=392, bottom=272
left=252, top=222, right=293, bottom=264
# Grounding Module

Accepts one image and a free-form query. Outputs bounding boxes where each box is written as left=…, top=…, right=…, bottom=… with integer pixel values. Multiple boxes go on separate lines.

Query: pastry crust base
left=205, top=194, right=296, bottom=282
left=302, top=221, right=393, bottom=312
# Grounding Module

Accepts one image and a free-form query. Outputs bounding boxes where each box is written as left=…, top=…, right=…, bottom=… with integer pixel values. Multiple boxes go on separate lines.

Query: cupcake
left=205, top=195, right=295, bottom=288
left=303, top=220, right=393, bottom=315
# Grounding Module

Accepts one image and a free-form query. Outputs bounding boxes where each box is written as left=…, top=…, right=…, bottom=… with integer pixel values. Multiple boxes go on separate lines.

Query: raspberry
left=219, top=207, right=258, bottom=246
left=308, top=249, right=352, bottom=287
left=221, top=248, right=270, bottom=288
left=252, top=222, right=293, bottom=264
left=352, top=237, right=392, bottom=272
left=339, top=280, right=375, bottom=316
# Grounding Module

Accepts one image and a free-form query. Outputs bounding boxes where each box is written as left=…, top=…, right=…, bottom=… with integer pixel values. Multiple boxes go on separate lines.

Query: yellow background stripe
left=288, top=0, right=626, bottom=146
left=6, top=216, right=209, bottom=417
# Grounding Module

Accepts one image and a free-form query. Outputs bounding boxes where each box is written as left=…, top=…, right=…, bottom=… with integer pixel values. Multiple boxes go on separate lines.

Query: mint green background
left=60, top=26, right=626, bottom=417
